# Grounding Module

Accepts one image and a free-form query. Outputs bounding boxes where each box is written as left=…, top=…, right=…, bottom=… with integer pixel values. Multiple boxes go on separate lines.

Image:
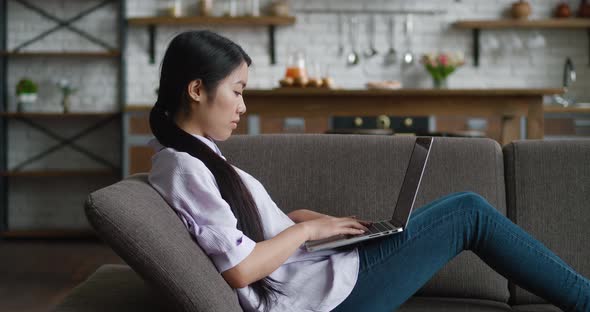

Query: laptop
left=304, top=137, right=434, bottom=252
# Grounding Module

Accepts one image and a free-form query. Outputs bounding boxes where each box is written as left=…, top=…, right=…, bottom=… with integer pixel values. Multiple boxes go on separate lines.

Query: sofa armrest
left=54, top=264, right=166, bottom=312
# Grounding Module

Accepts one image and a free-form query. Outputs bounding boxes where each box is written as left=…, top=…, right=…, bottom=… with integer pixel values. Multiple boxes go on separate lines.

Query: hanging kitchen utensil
left=384, top=16, right=397, bottom=65
left=402, top=14, right=415, bottom=66
left=337, top=13, right=344, bottom=56
left=346, top=16, right=360, bottom=66
left=364, top=14, right=378, bottom=58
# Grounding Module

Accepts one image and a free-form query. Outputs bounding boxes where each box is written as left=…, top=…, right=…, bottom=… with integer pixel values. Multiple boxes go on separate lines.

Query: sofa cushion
left=397, top=296, right=512, bottom=311
left=84, top=174, right=243, bottom=312
left=54, top=264, right=165, bottom=312
left=218, top=134, right=509, bottom=302
left=503, top=139, right=590, bottom=305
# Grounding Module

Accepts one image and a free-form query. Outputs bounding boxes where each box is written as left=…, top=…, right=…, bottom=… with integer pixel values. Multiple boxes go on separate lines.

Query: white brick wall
left=4, top=0, right=589, bottom=229
left=126, top=0, right=589, bottom=104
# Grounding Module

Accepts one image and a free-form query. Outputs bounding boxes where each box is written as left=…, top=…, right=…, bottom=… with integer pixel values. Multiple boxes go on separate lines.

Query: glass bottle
left=285, top=51, right=307, bottom=79
left=172, top=0, right=182, bottom=17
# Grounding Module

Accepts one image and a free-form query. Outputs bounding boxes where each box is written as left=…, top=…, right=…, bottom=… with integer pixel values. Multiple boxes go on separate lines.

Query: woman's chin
left=210, top=132, right=231, bottom=141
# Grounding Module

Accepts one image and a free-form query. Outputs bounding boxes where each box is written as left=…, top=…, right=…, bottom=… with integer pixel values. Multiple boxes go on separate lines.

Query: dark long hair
left=149, top=30, right=285, bottom=311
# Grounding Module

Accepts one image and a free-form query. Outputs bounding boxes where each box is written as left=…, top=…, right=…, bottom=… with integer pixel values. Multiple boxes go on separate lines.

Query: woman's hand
left=301, top=215, right=372, bottom=241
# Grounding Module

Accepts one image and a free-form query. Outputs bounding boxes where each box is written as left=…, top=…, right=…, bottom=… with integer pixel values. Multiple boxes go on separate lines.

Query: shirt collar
left=148, top=134, right=226, bottom=160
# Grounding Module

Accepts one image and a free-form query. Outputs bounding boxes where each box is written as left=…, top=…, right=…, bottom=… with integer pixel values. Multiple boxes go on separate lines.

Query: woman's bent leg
left=332, top=192, right=590, bottom=312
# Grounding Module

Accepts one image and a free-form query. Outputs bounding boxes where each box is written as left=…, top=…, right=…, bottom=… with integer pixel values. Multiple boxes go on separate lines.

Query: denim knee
left=459, top=191, right=499, bottom=216
left=439, top=191, right=495, bottom=215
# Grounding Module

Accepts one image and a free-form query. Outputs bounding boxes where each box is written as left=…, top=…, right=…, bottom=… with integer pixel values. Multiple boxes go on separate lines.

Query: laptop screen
left=390, top=137, right=433, bottom=228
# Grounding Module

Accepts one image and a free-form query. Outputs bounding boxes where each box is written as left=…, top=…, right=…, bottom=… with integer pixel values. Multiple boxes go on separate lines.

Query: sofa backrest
left=504, top=139, right=590, bottom=305
left=218, top=134, right=509, bottom=302
left=85, top=174, right=243, bottom=312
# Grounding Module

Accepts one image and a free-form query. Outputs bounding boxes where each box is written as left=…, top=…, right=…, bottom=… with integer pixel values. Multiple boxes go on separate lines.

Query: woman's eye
left=234, top=91, right=242, bottom=96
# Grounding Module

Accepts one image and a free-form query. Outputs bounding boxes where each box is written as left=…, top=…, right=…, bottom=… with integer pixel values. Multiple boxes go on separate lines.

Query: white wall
left=4, top=0, right=589, bottom=229
left=126, top=0, right=589, bottom=105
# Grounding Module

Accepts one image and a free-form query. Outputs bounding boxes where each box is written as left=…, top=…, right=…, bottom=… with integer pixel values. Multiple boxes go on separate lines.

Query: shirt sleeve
left=152, top=156, right=257, bottom=273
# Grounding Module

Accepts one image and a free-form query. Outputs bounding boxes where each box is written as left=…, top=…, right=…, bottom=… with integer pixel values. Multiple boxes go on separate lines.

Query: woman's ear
left=187, top=80, right=203, bottom=102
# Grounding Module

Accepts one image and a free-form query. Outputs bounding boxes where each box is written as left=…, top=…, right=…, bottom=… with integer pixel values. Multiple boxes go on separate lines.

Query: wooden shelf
left=0, top=112, right=121, bottom=118
left=453, top=18, right=590, bottom=67
left=128, top=15, right=296, bottom=65
left=1, top=51, right=121, bottom=57
left=543, top=106, right=590, bottom=113
left=128, top=15, right=296, bottom=26
left=453, top=18, right=590, bottom=29
left=0, top=169, right=119, bottom=177
left=1, top=229, right=97, bottom=239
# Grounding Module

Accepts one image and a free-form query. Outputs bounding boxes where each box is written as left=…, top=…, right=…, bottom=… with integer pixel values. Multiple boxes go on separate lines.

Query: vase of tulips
left=421, top=52, right=465, bottom=89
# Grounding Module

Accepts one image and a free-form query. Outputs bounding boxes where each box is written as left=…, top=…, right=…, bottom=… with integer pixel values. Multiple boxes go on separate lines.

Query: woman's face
left=182, top=61, right=248, bottom=141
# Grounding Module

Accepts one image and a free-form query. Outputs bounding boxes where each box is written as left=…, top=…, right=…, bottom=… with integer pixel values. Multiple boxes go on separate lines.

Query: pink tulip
left=438, top=54, right=448, bottom=66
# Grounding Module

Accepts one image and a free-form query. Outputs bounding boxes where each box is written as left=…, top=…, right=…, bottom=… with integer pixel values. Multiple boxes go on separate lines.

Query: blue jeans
left=331, top=191, right=590, bottom=312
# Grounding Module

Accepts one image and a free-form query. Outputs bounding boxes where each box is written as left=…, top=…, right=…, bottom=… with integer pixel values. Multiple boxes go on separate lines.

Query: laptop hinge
left=386, top=220, right=402, bottom=229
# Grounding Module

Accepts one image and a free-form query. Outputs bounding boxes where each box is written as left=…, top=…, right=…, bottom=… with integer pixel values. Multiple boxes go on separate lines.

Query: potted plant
left=421, top=52, right=465, bottom=89
left=15, top=78, right=38, bottom=112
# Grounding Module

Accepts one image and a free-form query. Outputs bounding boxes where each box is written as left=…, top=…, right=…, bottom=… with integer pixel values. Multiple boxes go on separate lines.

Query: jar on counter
left=285, top=51, right=308, bottom=87
left=199, top=0, right=213, bottom=16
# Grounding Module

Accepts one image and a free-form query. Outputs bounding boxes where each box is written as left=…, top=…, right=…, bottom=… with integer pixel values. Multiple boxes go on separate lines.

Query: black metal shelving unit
left=0, top=0, right=126, bottom=237
left=1, top=0, right=8, bottom=232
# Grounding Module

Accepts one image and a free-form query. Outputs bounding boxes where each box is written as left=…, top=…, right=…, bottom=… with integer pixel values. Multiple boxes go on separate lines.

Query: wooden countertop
left=243, top=88, right=565, bottom=97
left=125, top=88, right=565, bottom=112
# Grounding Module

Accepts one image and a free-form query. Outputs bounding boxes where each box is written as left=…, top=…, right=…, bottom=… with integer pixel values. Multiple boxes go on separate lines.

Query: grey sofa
left=54, top=134, right=590, bottom=312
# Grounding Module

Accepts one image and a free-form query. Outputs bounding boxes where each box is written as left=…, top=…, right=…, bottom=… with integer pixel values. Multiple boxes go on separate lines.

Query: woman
left=148, top=30, right=590, bottom=312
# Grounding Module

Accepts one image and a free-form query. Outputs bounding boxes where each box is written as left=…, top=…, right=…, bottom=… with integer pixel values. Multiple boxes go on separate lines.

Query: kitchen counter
left=243, top=88, right=564, bottom=97
left=125, top=87, right=565, bottom=145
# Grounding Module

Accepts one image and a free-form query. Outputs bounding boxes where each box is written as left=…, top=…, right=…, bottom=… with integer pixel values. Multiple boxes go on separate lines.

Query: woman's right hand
left=301, top=216, right=372, bottom=241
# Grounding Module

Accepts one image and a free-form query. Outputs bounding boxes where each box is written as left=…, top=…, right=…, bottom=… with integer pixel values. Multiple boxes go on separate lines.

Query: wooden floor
left=0, top=238, right=124, bottom=312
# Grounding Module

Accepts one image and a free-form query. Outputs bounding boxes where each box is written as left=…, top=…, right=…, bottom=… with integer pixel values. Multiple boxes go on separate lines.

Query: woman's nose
left=238, top=102, right=246, bottom=115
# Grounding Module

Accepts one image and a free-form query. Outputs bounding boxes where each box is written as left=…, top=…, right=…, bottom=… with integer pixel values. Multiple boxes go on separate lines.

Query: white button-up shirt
left=148, top=134, right=359, bottom=312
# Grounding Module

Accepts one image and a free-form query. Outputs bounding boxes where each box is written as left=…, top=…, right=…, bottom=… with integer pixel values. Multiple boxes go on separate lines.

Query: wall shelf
left=127, top=15, right=295, bottom=26
left=1, top=51, right=121, bottom=57
left=543, top=106, right=590, bottom=114
left=454, top=18, right=590, bottom=29
left=1, top=229, right=96, bottom=239
left=127, top=15, right=296, bottom=65
left=295, top=8, right=446, bottom=15
left=453, top=18, right=590, bottom=67
left=0, top=112, right=120, bottom=118
left=0, top=169, right=119, bottom=177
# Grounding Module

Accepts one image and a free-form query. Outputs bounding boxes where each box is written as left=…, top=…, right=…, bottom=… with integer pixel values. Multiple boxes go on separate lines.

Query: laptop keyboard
left=365, top=221, right=396, bottom=234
